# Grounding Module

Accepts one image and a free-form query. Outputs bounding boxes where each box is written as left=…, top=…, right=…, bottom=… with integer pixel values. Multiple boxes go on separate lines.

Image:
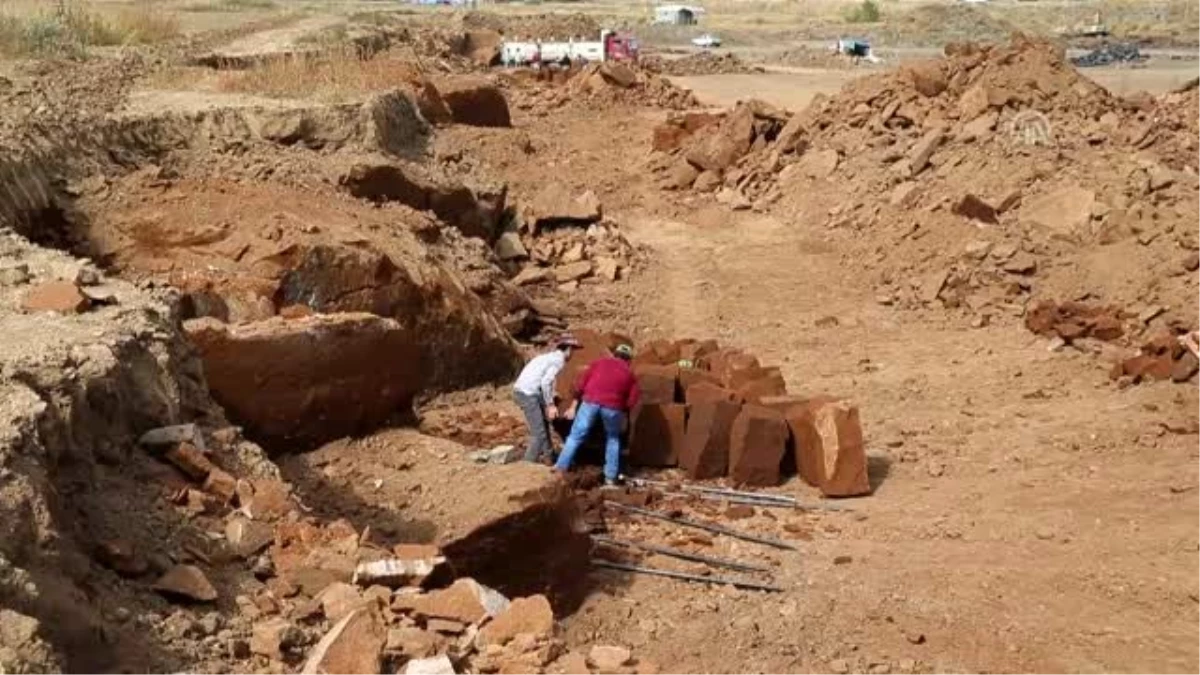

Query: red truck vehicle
left=500, top=30, right=640, bottom=66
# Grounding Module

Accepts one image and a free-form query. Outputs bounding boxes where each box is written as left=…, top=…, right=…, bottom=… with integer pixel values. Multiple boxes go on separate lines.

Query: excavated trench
left=0, top=81, right=594, bottom=672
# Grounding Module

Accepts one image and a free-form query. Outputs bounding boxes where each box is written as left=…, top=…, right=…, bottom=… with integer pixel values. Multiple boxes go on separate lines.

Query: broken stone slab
left=907, top=130, right=944, bottom=177
left=512, top=266, right=552, bottom=286
left=404, top=654, right=457, bottom=675
left=225, top=517, right=275, bottom=559
left=95, top=539, right=148, bottom=578
left=797, top=148, right=840, bottom=180
left=138, top=423, right=200, bottom=451
left=395, top=578, right=509, bottom=625
left=165, top=442, right=216, bottom=481
left=628, top=404, right=686, bottom=468
left=385, top=626, right=440, bottom=658
left=598, top=62, right=637, bottom=88
left=244, top=479, right=293, bottom=521
left=960, top=112, right=998, bottom=141
left=301, top=608, right=386, bottom=675
left=494, top=232, right=528, bottom=261
left=251, top=619, right=303, bottom=660
left=478, top=594, right=554, bottom=647
left=319, top=581, right=366, bottom=622
left=787, top=400, right=870, bottom=497
left=21, top=280, right=90, bottom=313
left=728, top=406, right=788, bottom=487
left=686, top=106, right=754, bottom=172
left=352, top=556, right=446, bottom=588
left=952, top=193, right=998, bottom=224
left=154, top=565, right=218, bottom=603
left=588, top=645, right=633, bottom=671
left=183, top=313, right=422, bottom=451
left=468, top=444, right=521, bottom=464
left=553, top=261, right=593, bottom=283
left=204, top=468, right=237, bottom=502
left=593, top=257, right=620, bottom=282
left=1019, top=185, right=1095, bottom=241
left=529, top=184, right=603, bottom=226
left=680, top=399, right=739, bottom=480
left=889, top=182, right=920, bottom=208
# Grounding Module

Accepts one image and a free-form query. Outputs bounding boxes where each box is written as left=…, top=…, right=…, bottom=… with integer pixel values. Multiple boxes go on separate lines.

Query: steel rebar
left=591, top=559, right=784, bottom=592
left=591, top=534, right=771, bottom=573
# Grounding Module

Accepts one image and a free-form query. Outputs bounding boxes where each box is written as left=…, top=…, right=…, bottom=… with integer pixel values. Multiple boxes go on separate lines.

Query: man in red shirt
left=553, top=343, right=641, bottom=486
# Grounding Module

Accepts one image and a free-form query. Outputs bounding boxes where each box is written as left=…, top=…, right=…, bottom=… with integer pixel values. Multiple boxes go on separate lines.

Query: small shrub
left=0, top=1, right=178, bottom=58
left=844, top=0, right=881, bottom=23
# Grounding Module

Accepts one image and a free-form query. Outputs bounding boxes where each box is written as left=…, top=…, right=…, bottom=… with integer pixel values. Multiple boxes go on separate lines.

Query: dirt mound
left=651, top=36, right=1198, bottom=348
left=642, top=52, right=763, bottom=76
left=764, top=46, right=866, bottom=70
left=556, top=62, right=699, bottom=110
left=460, top=11, right=600, bottom=41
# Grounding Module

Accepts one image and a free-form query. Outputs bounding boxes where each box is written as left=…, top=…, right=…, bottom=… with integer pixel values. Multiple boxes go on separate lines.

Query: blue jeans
left=554, top=401, right=625, bottom=480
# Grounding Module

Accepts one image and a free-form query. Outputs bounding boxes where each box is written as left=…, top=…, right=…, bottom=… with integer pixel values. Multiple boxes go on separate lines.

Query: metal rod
left=659, top=490, right=796, bottom=509
left=591, top=534, right=771, bottom=573
left=624, top=476, right=850, bottom=511
left=603, top=501, right=797, bottom=551
left=591, top=559, right=784, bottom=593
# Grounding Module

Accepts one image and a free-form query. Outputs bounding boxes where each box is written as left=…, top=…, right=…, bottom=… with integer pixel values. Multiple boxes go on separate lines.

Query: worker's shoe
left=603, top=476, right=622, bottom=487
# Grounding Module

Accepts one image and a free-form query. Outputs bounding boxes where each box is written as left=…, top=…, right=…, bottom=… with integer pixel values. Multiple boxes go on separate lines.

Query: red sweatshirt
left=575, top=357, right=641, bottom=411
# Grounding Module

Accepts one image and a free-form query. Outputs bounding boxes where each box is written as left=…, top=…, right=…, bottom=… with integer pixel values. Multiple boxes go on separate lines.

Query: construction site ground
left=0, top=1, right=1196, bottom=674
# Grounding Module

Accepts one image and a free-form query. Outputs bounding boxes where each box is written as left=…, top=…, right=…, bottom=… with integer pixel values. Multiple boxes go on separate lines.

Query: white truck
left=500, top=30, right=640, bottom=66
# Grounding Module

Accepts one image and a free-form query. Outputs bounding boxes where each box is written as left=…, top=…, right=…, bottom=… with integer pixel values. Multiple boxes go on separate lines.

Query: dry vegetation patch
left=0, top=0, right=178, bottom=57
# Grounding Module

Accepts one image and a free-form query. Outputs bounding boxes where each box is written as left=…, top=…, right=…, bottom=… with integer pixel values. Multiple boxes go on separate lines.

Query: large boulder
left=685, top=105, right=754, bottom=172
left=184, top=313, right=422, bottom=451
left=435, top=76, right=512, bottom=127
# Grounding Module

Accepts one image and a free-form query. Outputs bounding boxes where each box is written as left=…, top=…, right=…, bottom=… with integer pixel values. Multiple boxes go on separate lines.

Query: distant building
left=654, top=4, right=705, bottom=25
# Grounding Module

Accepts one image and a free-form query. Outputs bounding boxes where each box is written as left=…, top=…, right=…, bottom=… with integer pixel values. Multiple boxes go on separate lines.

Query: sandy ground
left=433, top=89, right=1200, bottom=672
left=2, top=3, right=1196, bottom=672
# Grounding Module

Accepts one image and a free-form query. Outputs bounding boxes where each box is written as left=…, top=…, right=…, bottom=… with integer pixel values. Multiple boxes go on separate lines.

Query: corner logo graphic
left=1008, top=110, right=1053, bottom=146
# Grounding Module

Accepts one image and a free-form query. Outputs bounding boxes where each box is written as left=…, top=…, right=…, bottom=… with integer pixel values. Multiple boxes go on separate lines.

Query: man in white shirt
left=513, top=333, right=581, bottom=463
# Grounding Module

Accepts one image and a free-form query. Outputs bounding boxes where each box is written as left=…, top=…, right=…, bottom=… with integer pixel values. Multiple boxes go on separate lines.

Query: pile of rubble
left=554, top=330, right=871, bottom=495
left=648, top=35, right=1198, bottom=338
left=84, top=409, right=626, bottom=674
left=1025, top=300, right=1127, bottom=343
left=510, top=61, right=699, bottom=112
left=497, top=185, right=639, bottom=291
left=641, top=52, right=763, bottom=76
left=650, top=99, right=789, bottom=206
left=420, top=408, right=526, bottom=450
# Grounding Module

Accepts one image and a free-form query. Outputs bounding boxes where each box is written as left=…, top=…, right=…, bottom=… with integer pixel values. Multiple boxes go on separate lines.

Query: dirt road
left=599, top=205, right=1200, bottom=673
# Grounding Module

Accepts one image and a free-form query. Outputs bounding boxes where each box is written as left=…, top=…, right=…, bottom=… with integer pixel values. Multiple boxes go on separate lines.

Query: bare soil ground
left=0, top=1, right=1196, bottom=674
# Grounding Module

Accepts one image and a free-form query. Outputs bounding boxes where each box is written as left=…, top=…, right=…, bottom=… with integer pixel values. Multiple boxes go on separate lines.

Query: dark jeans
left=514, top=390, right=552, bottom=462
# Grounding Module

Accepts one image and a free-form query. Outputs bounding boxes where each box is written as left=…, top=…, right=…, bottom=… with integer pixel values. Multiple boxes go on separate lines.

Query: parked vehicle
left=691, top=34, right=722, bottom=48
left=500, top=30, right=640, bottom=66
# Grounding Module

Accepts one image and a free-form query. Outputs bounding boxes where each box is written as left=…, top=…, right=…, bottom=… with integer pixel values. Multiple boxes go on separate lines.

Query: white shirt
left=513, top=350, right=566, bottom=402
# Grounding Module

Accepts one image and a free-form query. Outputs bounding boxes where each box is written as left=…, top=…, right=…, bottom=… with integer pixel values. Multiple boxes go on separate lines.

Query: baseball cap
left=614, top=344, right=634, bottom=358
